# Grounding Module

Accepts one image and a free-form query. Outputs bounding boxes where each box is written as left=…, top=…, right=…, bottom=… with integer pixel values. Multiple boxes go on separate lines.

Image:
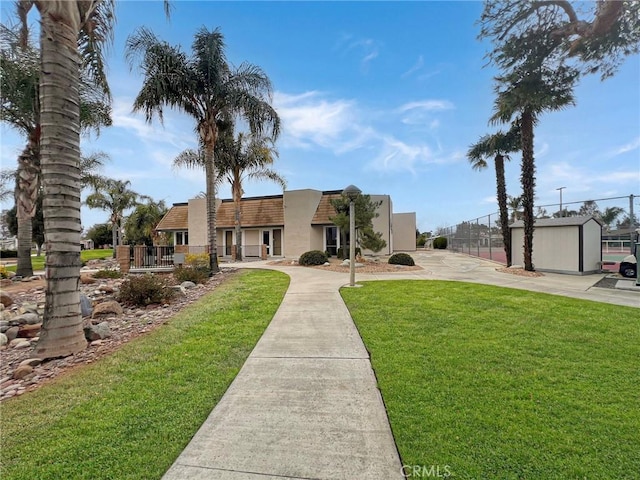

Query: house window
left=175, top=231, right=189, bottom=245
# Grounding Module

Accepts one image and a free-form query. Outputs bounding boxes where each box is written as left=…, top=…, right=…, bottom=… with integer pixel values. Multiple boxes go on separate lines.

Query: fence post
left=116, top=245, right=130, bottom=273
left=630, top=194, right=636, bottom=255
left=261, top=244, right=267, bottom=260
left=488, top=214, right=492, bottom=261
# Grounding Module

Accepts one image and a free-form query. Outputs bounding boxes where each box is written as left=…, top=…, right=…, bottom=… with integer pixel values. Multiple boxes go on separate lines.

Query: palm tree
left=176, top=127, right=285, bottom=261
left=124, top=199, right=168, bottom=246
left=85, top=179, right=147, bottom=252
left=600, top=206, right=624, bottom=232
left=491, top=64, right=577, bottom=271
left=508, top=195, right=523, bottom=223
left=126, top=26, right=280, bottom=272
left=467, top=122, right=521, bottom=266
left=14, top=1, right=168, bottom=359
left=1, top=22, right=111, bottom=278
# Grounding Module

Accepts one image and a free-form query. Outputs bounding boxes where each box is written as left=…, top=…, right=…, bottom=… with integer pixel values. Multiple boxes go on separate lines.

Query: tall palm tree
left=175, top=126, right=285, bottom=261
left=126, top=26, right=280, bottom=272
left=491, top=64, right=577, bottom=271
left=14, top=1, right=168, bottom=359
left=467, top=122, right=521, bottom=266
left=85, top=178, right=148, bottom=252
left=1, top=22, right=111, bottom=278
left=508, top=195, right=523, bottom=223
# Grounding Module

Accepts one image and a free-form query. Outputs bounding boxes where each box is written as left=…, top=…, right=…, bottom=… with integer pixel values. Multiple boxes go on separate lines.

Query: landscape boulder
left=0, top=291, right=13, bottom=307
left=92, top=300, right=123, bottom=318
left=84, top=321, right=111, bottom=341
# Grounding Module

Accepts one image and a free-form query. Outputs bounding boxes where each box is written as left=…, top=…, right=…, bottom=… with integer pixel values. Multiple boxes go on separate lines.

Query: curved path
left=163, top=251, right=637, bottom=480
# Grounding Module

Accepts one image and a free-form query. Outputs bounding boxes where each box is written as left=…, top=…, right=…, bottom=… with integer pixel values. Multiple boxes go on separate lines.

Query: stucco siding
left=583, top=219, right=603, bottom=273
left=310, top=225, right=324, bottom=252
left=187, top=198, right=207, bottom=247
left=283, top=189, right=322, bottom=257
left=393, top=212, right=417, bottom=251
left=369, top=195, right=392, bottom=255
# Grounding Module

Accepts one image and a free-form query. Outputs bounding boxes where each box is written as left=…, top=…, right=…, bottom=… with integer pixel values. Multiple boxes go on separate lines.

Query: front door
left=272, top=229, right=282, bottom=256
left=262, top=230, right=270, bottom=256
left=224, top=231, right=233, bottom=256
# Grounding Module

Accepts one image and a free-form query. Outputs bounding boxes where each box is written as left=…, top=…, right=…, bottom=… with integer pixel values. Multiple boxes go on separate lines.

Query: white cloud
left=402, top=55, right=424, bottom=78
left=335, top=34, right=380, bottom=70
left=369, top=136, right=460, bottom=174
left=397, top=100, right=454, bottom=113
left=273, top=91, right=360, bottom=150
left=611, top=136, right=640, bottom=156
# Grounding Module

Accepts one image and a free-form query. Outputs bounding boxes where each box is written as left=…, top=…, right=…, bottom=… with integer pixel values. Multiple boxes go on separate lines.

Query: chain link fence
left=435, top=194, right=639, bottom=269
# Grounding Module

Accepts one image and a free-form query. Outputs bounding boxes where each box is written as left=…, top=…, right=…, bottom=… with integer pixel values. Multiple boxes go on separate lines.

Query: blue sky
left=1, top=1, right=639, bottom=234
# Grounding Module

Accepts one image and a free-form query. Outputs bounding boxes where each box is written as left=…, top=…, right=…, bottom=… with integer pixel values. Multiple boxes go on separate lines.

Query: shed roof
left=155, top=204, right=188, bottom=231
left=311, top=193, right=342, bottom=225
left=216, top=196, right=284, bottom=228
left=510, top=216, right=603, bottom=229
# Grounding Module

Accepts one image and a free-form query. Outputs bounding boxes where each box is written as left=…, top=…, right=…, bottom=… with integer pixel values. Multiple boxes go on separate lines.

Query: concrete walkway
left=163, top=266, right=404, bottom=480
left=163, top=250, right=637, bottom=480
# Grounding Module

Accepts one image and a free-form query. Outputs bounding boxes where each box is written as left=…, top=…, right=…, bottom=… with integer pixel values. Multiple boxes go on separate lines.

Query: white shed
left=510, top=216, right=603, bottom=275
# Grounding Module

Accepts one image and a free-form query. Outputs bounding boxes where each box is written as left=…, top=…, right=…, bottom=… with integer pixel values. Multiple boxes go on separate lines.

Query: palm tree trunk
left=233, top=172, right=242, bottom=262
left=520, top=109, right=536, bottom=272
left=15, top=145, right=39, bottom=277
left=204, top=143, right=220, bottom=273
left=111, top=222, right=117, bottom=251
left=34, top=6, right=87, bottom=359
left=16, top=211, right=34, bottom=277
left=494, top=154, right=512, bottom=266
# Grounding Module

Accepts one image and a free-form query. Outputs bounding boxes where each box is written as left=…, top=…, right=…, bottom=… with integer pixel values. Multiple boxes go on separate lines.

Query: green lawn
left=341, top=280, right=640, bottom=479
left=3, top=249, right=114, bottom=272
left=1, top=269, right=289, bottom=480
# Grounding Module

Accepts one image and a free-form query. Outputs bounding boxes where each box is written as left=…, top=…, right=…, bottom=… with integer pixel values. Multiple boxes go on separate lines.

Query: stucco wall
left=393, top=212, right=417, bottom=251
left=283, top=189, right=322, bottom=257
left=187, top=198, right=207, bottom=247
left=369, top=195, right=392, bottom=255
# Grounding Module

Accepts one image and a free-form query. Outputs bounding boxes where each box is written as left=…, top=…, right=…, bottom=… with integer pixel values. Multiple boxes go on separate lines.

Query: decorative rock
left=12, top=364, right=33, bottom=379
left=5, top=326, right=19, bottom=342
left=17, top=323, right=41, bottom=338
left=0, top=333, right=6, bottom=346
left=80, top=275, right=97, bottom=284
left=13, top=313, right=40, bottom=325
left=80, top=293, right=93, bottom=317
left=323, top=262, right=330, bottom=266
left=92, top=300, right=123, bottom=318
left=21, top=277, right=32, bottom=282
left=19, top=304, right=39, bottom=315
left=171, top=285, right=187, bottom=297
left=13, top=340, right=31, bottom=349
left=19, top=358, right=42, bottom=367
left=0, top=303, right=4, bottom=311
left=29, top=276, right=40, bottom=281
left=0, top=291, right=13, bottom=307
left=84, top=321, right=111, bottom=341
left=181, top=281, right=196, bottom=289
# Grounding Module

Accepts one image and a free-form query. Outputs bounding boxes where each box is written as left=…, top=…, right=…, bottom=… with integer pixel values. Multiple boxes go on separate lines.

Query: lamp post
left=343, top=184, right=361, bottom=287
left=556, top=187, right=566, bottom=217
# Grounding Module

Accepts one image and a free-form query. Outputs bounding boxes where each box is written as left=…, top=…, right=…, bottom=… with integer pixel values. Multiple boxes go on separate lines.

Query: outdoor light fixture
left=342, top=184, right=362, bottom=287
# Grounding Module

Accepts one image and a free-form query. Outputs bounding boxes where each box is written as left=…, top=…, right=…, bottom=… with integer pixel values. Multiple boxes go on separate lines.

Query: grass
left=3, top=248, right=114, bottom=273
left=341, top=280, right=640, bottom=479
left=0, top=269, right=289, bottom=480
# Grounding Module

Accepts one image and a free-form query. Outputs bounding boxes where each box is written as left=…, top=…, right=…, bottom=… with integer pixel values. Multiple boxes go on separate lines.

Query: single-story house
left=155, top=188, right=416, bottom=259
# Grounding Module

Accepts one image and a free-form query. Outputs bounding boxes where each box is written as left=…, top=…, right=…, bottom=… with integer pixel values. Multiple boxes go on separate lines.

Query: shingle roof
left=311, top=193, right=342, bottom=225
left=216, top=196, right=284, bottom=228
left=510, top=216, right=603, bottom=228
left=155, top=204, right=188, bottom=231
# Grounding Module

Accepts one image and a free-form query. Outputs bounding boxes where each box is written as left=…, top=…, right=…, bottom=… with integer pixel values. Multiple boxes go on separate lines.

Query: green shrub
left=433, top=237, right=448, bottom=249
left=0, top=250, right=18, bottom=258
left=337, top=247, right=361, bottom=260
left=117, top=274, right=175, bottom=306
left=92, top=269, right=123, bottom=279
left=388, top=253, right=415, bottom=266
left=173, top=265, right=210, bottom=284
left=325, top=250, right=332, bottom=258
left=298, top=250, right=328, bottom=266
